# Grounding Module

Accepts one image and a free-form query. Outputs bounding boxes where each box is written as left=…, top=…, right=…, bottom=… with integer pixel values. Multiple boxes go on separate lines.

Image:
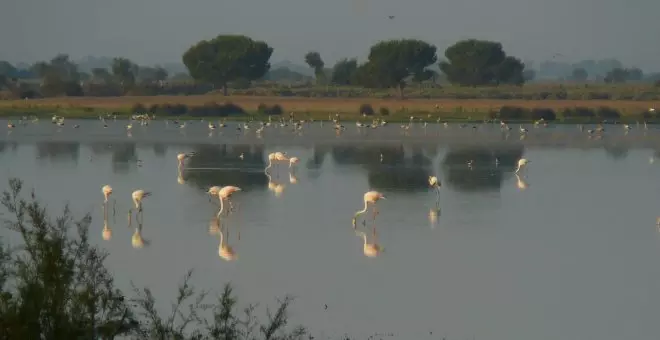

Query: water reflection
left=515, top=174, right=529, bottom=191
left=102, top=203, right=112, bottom=241
left=36, top=141, right=80, bottom=163
left=0, top=141, right=18, bottom=154
left=129, top=209, right=150, bottom=248
left=332, top=145, right=434, bottom=192
left=442, top=146, right=524, bottom=192
left=152, top=143, right=167, bottom=157
left=355, top=222, right=382, bottom=258
left=215, top=214, right=239, bottom=261
left=428, top=207, right=439, bottom=228
left=266, top=172, right=286, bottom=197
left=604, top=145, right=628, bottom=160
left=184, top=144, right=268, bottom=192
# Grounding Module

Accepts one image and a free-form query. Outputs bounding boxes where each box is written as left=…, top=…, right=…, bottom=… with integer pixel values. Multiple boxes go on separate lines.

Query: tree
left=182, top=35, right=273, bottom=95
left=571, top=68, right=588, bottom=82
left=355, top=39, right=437, bottom=97
left=91, top=67, right=112, bottom=83
left=330, top=58, right=358, bottom=85
left=137, top=66, right=169, bottom=83
left=29, top=55, right=83, bottom=96
left=0, top=61, right=17, bottom=77
left=111, top=58, right=139, bottom=92
left=523, top=69, right=536, bottom=82
left=304, top=51, right=325, bottom=84
left=627, top=67, right=643, bottom=81
left=439, top=39, right=526, bottom=86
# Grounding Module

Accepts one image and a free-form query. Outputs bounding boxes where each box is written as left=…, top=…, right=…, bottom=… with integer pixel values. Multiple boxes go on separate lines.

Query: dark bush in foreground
left=379, top=107, right=390, bottom=116
left=498, top=106, right=527, bottom=120
left=131, top=102, right=147, bottom=114
left=150, top=103, right=188, bottom=116
left=0, top=178, right=306, bottom=340
left=359, top=103, right=375, bottom=116
left=257, top=103, right=284, bottom=115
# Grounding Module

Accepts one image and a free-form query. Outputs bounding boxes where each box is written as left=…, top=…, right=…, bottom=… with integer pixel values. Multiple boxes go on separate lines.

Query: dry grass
left=1, top=95, right=658, bottom=115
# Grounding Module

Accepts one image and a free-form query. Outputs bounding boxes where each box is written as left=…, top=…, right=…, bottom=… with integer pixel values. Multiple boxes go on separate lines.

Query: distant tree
left=627, top=67, right=643, bottom=81
left=30, top=55, right=83, bottom=96
left=91, top=67, right=112, bottom=83
left=304, top=51, right=325, bottom=84
left=439, top=39, right=526, bottom=86
left=571, top=68, right=588, bottom=82
left=0, top=61, right=17, bottom=77
left=264, top=67, right=310, bottom=82
left=523, top=69, right=536, bottom=82
left=111, top=57, right=139, bottom=91
left=330, top=58, right=358, bottom=85
left=182, top=35, right=273, bottom=95
left=354, top=39, right=437, bottom=97
left=137, top=66, right=169, bottom=83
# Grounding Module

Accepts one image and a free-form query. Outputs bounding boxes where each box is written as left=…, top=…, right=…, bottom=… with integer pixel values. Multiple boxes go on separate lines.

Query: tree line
left=0, top=35, right=657, bottom=100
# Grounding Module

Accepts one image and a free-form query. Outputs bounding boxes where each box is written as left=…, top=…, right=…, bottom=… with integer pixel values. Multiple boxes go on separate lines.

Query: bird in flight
left=388, top=15, right=395, bottom=19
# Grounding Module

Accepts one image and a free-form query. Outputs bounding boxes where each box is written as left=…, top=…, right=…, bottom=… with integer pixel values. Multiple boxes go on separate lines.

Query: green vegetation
left=0, top=178, right=307, bottom=339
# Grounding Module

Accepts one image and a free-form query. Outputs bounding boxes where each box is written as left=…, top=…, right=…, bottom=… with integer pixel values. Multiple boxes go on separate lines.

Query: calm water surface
left=1, top=119, right=660, bottom=340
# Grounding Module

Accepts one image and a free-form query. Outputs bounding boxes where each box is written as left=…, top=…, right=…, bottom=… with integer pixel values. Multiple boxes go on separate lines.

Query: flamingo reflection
left=128, top=209, right=150, bottom=248
left=102, top=203, right=112, bottom=241
left=265, top=172, right=286, bottom=197
left=429, top=207, right=440, bottom=228
left=214, top=216, right=239, bottom=261
left=515, top=174, right=529, bottom=190
left=355, top=229, right=382, bottom=258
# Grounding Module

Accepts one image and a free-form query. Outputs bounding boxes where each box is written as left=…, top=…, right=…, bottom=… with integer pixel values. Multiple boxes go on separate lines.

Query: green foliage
left=379, top=107, right=390, bottom=116
left=257, top=103, right=284, bottom=115
left=440, top=39, right=526, bottom=86
left=182, top=35, right=273, bottom=95
left=304, top=51, right=325, bottom=84
left=604, top=67, right=644, bottom=83
left=0, top=178, right=307, bottom=340
left=359, top=103, right=375, bottom=116
left=571, top=68, right=588, bottom=82
left=356, top=39, right=438, bottom=97
left=496, top=106, right=558, bottom=121
left=330, top=59, right=358, bottom=86
left=111, top=58, right=139, bottom=93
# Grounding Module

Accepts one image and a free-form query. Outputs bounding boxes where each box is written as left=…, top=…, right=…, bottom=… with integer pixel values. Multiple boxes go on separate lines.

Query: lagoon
left=1, top=119, right=660, bottom=340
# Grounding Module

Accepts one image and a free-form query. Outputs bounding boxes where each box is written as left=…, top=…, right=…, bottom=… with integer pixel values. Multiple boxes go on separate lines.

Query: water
left=1, top=119, right=660, bottom=340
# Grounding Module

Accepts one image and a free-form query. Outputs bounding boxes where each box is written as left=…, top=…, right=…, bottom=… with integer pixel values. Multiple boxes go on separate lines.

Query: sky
left=1, top=0, right=658, bottom=71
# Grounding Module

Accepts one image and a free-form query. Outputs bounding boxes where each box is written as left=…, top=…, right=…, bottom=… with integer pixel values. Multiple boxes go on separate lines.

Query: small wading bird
left=131, top=190, right=151, bottom=212
left=216, top=186, right=242, bottom=217
left=353, top=191, right=386, bottom=226
left=515, top=158, right=530, bottom=174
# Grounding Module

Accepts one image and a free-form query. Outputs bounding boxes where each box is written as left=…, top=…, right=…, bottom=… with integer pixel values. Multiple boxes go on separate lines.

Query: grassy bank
left=0, top=95, right=658, bottom=123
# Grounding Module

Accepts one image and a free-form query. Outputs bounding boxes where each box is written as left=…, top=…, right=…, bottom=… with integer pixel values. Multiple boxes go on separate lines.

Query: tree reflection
left=110, top=143, right=139, bottom=173
left=152, top=143, right=167, bottom=157
left=441, top=146, right=524, bottom=192
left=604, top=145, right=628, bottom=160
left=331, top=145, right=434, bottom=192
left=307, top=145, right=330, bottom=170
left=0, top=141, right=18, bottom=155
left=36, top=142, right=79, bottom=164
left=183, top=144, right=268, bottom=192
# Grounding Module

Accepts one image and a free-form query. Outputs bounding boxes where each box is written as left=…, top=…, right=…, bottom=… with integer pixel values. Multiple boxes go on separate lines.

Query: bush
left=0, top=178, right=308, bottom=340
left=257, top=103, right=284, bottom=115
left=530, top=108, right=557, bottom=121
left=379, top=107, right=390, bottom=116
left=150, top=103, right=188, bottom=116
left=131, top=102, right=147, bottom=114
left=562, top=107, right=595, bottom=119
left=498, top=106, right=528, bottom=120
left=596, top=107, right=621, bottom=120
left=359, top=103, right=375, bottom=116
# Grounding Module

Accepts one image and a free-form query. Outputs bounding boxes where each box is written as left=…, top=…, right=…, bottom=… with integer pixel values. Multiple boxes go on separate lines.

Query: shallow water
left=1, top=119, right=660, bottom=340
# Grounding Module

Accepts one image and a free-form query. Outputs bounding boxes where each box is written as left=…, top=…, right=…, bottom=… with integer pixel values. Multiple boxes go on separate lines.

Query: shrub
left=562, top=107, right=595, bottom=119
left=131, top=102, right=147, bottom=114
left=359, top=103, right=375, bottom=116
left=596, top=107, right=621, bottom=120
left=530, top=108, right=556, bottom=121
left=257, top=103, right=284, bottom=115
left=379, top=107, right=390, bottom=116
left=498, top=106, right=528, bottom=120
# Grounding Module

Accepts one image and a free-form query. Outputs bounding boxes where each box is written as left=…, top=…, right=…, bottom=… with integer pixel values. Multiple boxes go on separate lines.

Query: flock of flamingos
left=96, top=150, right=532, bottom=260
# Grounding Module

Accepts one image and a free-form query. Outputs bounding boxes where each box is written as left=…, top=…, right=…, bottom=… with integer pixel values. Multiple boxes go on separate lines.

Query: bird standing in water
left=353, top=191, right=386, bottom=226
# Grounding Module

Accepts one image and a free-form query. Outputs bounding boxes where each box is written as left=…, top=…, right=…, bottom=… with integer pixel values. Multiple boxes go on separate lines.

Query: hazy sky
left=2, top=0, right=658, bottom=70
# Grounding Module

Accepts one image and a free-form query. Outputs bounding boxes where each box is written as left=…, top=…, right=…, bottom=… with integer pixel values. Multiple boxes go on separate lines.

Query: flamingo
left=353, top=191, right=386, bottom=226
left=265, top=152, right=288, bottom=173
left=207, top=186, right=222, bottom=204
left=289, top=157, right=300, bottom=169
left=356, top=231, right=382, bottom=258
left=216, top=186, right=242, bottom=217
left=131, top=190, right=151, bottom=212
left=515, top=158, right=530, bottom=174
left=177, top=152, right=195, bottom=169
left=101, top=185, right=113, bottom=203
left=428, top=176, right=441, bottom=197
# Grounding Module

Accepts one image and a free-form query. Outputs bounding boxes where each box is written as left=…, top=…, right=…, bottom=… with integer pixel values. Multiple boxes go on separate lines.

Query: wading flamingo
left=515, top=158, right=530, bottom=174
left=353, top=191, right=386, bottom=226
left=216, top=186, right=242, bottom=217
left=289, top=157, right=300, bottom=170
left=177, top=152, right=195, bottom=169
left=428, top=176, right=441, bottom=200
left=207, top=186, right=222, bottom=203
left=265, top=152, right=288, bottom=173
left=131, top=190, right=151, bottom=212
left=102, top=184, right=113, bottom=203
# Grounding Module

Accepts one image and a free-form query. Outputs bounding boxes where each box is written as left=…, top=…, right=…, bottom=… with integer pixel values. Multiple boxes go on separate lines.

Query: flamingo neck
left=354, top=199, right=369, bottom=217
left=217, top=198, right=225, bottom=218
